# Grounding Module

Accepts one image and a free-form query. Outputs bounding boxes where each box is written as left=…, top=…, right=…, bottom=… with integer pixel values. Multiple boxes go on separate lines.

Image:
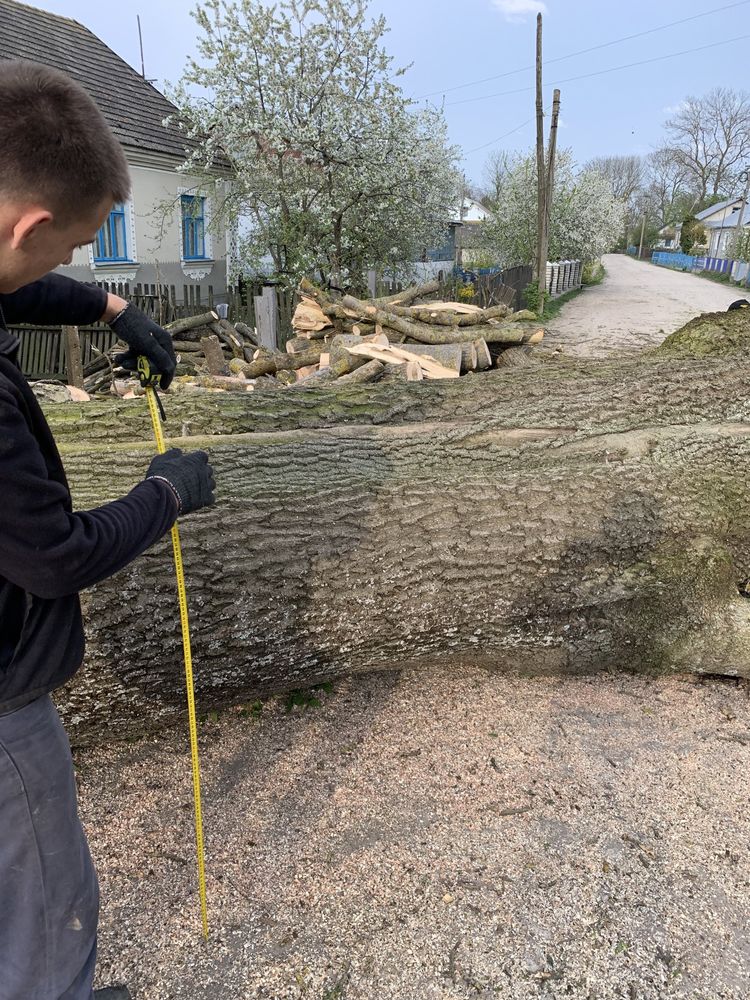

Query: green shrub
left=582, top=261, right=605, bottom=285
left=522, top=282, right=543, bottom=313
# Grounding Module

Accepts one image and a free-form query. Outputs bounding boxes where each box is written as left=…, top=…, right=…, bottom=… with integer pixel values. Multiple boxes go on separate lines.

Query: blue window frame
left=94, top=204, right=128, bottom=262
left=181, top=195, right=207, bottom=260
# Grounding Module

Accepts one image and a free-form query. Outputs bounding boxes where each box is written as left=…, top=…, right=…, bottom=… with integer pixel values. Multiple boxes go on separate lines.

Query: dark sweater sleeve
left=0, top=273, right=108, bottom=326
left=0, top=386, right=178, bottom=599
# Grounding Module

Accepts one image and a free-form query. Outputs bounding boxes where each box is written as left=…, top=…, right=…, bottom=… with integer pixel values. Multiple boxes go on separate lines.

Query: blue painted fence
left=651, top=252, right=738, bottom=276
left=651, top=252, right=701, bottom=270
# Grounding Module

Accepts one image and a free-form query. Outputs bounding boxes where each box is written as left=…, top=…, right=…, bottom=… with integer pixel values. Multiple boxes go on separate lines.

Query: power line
left=416, top=0, right=749, bottom=100
left=449, top=33, right=750, bottom=107
left=463, top=117, right=535, bottom=155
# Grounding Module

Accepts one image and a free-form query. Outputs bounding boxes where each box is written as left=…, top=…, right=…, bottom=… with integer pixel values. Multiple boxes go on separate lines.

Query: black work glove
left=146, top=448, right=216, bottom=516
left=109, top=305, right=177, bottom=389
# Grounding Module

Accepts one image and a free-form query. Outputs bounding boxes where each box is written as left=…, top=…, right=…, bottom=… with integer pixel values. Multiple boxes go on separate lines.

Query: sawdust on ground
left=80, top=667, right=750, bottom=1000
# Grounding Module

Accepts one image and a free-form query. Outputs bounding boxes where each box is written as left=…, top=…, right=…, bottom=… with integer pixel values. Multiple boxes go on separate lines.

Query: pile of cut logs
left=82, top=310, right=262, bottom=396
left=262, top=279, right=545, bottom=388
left=80, top=280, right=544, bottom=397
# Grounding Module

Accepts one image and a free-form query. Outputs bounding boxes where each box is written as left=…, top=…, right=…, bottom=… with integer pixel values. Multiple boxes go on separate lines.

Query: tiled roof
left=0, top=0, right=192, bottom=161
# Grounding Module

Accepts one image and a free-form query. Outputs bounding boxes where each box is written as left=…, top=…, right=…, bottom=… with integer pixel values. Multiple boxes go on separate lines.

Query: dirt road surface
left=544, top=254, right=744, bottom=356
left=79, top=254, right=750, bottom=999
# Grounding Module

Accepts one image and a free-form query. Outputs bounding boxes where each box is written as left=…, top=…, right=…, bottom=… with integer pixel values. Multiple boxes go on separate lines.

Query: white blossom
left=479, top=149, right=626, bottom=266
left=167, top=0, right=461, bottom=289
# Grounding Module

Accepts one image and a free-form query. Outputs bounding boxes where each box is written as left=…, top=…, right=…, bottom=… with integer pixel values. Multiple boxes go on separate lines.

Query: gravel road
left=78, top=254, right=750, bottom=999
left=544, top=254, right=745, bottom=356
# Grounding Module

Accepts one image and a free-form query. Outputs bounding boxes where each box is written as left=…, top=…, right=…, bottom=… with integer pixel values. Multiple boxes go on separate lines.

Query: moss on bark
left=654, top=307, right=750, bottom=358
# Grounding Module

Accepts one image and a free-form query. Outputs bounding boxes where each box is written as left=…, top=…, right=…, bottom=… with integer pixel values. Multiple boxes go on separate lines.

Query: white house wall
left=58, top=163, right=228, bottom=304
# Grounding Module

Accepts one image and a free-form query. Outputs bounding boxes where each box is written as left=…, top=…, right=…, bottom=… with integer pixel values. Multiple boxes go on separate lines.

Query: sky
left=28, top=0, right=750, bottom=189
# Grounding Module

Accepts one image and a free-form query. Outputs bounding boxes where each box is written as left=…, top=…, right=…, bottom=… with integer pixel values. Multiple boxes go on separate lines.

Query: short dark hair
left=0, top=60, right=131, bottom=219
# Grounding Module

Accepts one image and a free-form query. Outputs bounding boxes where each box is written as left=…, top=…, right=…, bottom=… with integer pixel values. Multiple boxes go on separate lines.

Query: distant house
left=420, top=197, right=492, bottom=274
left=696, top=199, right=750, bottom=258
left=655, top=225, right=677, bottom=249
left=0, top=0, right=228, bottom=306
left=673, top=198, right=750, bottom=258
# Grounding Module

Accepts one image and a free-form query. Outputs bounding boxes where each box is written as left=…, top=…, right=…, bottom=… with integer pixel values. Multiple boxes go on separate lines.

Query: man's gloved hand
left=109, top=305, right=177, bottom=389
left=146, top=448, right=216, bottom=516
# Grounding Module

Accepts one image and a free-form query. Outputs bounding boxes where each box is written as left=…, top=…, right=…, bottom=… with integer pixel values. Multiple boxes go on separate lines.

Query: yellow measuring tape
left=138, top=357, right=208, bottom=940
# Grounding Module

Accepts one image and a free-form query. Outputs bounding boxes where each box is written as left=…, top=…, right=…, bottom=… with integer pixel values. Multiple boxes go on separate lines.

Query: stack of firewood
left=81, top=281, right=544, bottom=397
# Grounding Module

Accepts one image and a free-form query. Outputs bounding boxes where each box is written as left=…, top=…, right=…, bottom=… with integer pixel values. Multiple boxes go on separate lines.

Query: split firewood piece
left=200, top=335, right=230, bottom=376
left=166, top=310, right=219, bottom=337
left=290, top=356, right=353, bottom=388
left=234, top=321, right=261, bottom=348
left=473, top=339, right=492, bottom=371
left=329, top=332, right=390, bottom=371
left=507, top=309, right=538, bottom=323
left=295, top=364, right=319, bottom=380
left=286, top=337, right=326, bottom=358
left=496, top=346, right=541, bottom=369
left=292, top=296, right=333, bottom=333
left=333, top=360, right=385, bottom=385
left=461, top=343, right=478, bottom=374
left=380, top=361, right=423, bottom=382
left=349, top=323, right=376, bottom=337
left=387, top=342, right=463, bottom=374
left=210, top=319, right=245, bottom=358
left=346, top=342, right=460, bottom=379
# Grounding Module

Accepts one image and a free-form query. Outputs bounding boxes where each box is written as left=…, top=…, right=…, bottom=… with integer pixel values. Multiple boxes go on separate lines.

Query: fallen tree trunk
left=41, top=337, right=750, bottom=743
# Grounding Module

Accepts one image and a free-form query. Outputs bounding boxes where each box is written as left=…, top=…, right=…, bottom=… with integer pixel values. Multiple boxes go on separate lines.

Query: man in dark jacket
left=0, top=61, right=216, bottom=1000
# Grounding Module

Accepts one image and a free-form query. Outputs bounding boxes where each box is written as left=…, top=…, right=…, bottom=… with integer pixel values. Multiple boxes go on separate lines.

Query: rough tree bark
left=43, top=332, right=750, bottom=744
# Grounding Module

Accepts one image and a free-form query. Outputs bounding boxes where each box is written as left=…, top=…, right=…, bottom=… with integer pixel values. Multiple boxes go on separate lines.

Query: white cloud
left=491, top=0, right=548, bottom=22
left=662, top=101, right=688, bottom=115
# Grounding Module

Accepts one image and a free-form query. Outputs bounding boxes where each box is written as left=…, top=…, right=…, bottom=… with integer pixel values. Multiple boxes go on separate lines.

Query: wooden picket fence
left=14, top=324, right=119, bottom=381
left=15, top=280, right=298, bottom=380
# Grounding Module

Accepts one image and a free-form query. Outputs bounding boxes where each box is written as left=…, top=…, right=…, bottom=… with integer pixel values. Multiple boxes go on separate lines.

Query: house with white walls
left=0, top=0, right=228, bottom=306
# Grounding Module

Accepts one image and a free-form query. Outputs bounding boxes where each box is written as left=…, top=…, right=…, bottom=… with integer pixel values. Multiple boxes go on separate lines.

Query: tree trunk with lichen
left=43, top=316, right=750, bottom=744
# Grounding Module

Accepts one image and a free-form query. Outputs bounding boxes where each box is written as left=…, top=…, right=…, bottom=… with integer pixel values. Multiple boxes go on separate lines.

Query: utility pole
left=535, top=13, right=546, bottom=314
left=638, top=216, right=646, bottom=259
left=544, top=89, right=561, bottom=264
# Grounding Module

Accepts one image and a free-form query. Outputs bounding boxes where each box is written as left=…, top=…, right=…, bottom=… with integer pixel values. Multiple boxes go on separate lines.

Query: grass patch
left=283, top=681, right=334, bottom=712
left=692, top=269, right=741, bottom=287
left=582, top=260, right=606, bottom=285
left=538, top=285, right=584, bottom=322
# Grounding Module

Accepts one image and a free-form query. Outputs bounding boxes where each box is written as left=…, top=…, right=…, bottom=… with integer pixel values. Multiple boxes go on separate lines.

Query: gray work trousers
left=0, top=695, right=98, bottom=1000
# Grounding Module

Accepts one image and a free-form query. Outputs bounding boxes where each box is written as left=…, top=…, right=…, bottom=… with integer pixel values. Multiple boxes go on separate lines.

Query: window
left=181, top=195, right=207, bottom=260
left=94, top=204, right=128, bottom=262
